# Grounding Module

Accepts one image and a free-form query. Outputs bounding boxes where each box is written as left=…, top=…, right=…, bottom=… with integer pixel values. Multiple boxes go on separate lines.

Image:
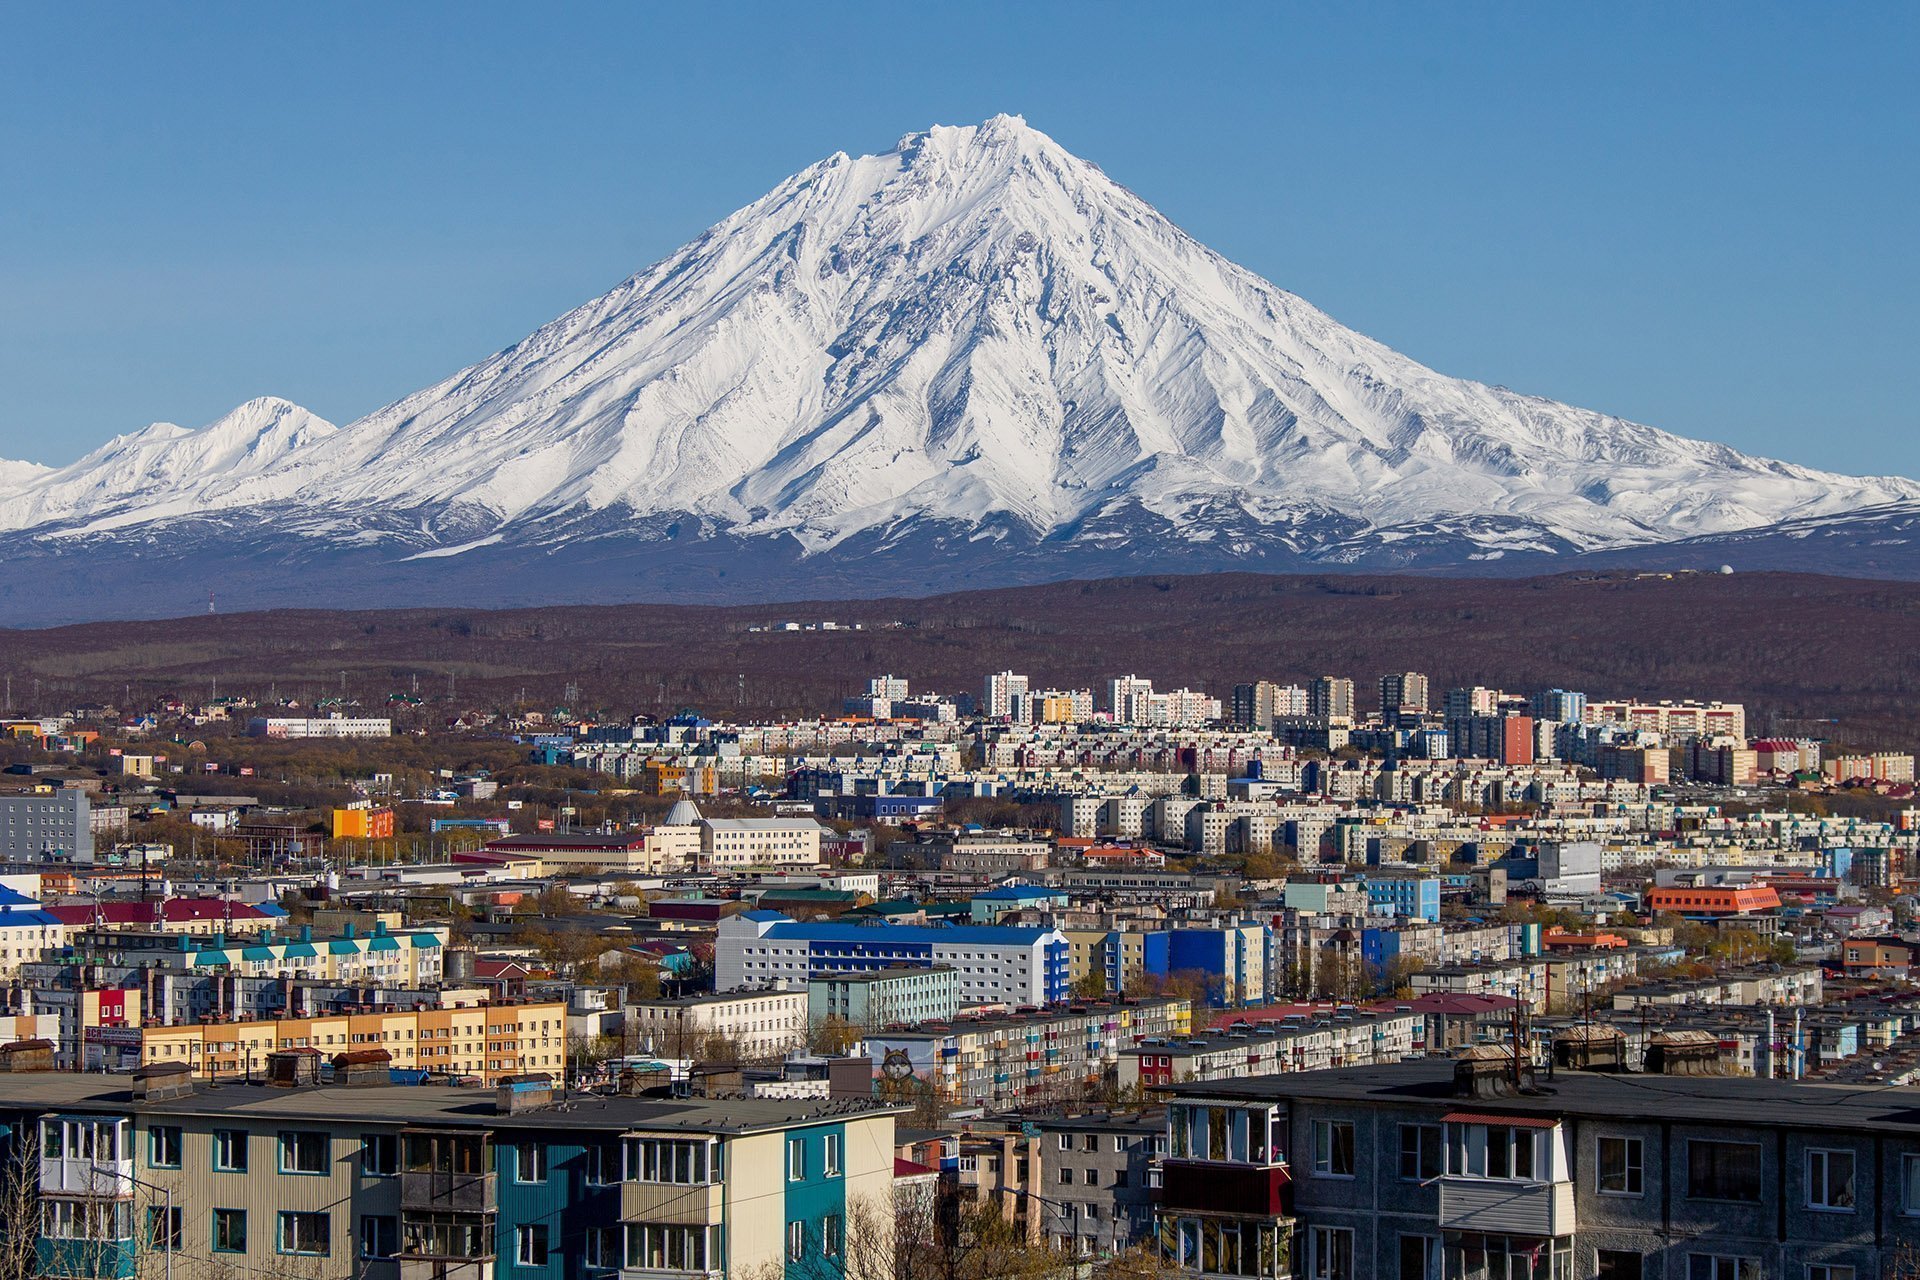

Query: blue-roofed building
left=0, top=876, right=66, bottom=976
left=717, top=911, right=1069, bottom=1006
left=968, top=883, right=1068, bottom=923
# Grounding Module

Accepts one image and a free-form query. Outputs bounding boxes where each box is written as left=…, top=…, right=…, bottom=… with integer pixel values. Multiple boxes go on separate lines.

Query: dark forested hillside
left=2, top=570, right=1915, bottom=750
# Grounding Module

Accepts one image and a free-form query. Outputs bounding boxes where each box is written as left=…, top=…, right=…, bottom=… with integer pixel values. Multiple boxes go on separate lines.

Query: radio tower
left=207, top=590, right=217, bottom=615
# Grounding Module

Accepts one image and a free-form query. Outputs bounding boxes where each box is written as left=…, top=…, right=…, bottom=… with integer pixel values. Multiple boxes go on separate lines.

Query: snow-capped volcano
left=1, top=115, right=1915, bottom=621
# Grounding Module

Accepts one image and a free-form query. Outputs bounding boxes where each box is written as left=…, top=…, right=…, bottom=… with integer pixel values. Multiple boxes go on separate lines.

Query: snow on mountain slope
left=2, top=115, right=1914, bottom=567
left=0, top=397, right=337, bottom=534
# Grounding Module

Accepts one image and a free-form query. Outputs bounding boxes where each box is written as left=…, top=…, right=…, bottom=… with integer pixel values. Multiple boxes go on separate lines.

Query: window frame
left=277, top=1210, right=331, bottom=1257
left=1398, top=1123, right=1441, bottom=1182
left=1806, top=1148, right=1857, bottom=1213
left=823, top=1132, right=842, bottom=1178
left=277, top=1130, right=329, bottom=1177
left=212, top=1129, right=249, bottom=1174
left=1687, top=1139, right=1763, bottom=1204
left=148, top=1125, right=183, bottom=1170
left=212, top=1208, right=247, bottom=1255
left=1313, top=1119, right=1356, bottom=1179
left=514, top=1142, right=548, bottom=1185
left=516, top=1224, right=550, bottom=1268
left=787, top=1137, right=805, bottom=1181
left=1598, top=1136, right=1645, bottom=1197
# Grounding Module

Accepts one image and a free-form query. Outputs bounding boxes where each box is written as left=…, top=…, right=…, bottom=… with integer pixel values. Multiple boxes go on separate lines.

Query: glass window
left=1688, top=1141, right=1762, bottom=1203
left=147, top=1206, right=183, bottom=1252
left=278, top=1131, right=328, bottom=1175
left=1399, top=1235, right=1439, bottom=1280
left=360, top=1134, right=397, bottom=1177
left=1596, top=1252, right=1643, bottom=1280
left=515, top=1143, right=547, bottom=1184
left=824, top=1133, right=842, bottom=1177
left=1399, top=1124, right=1441, bottom=1182
left=787, top=1221, right=806, bottom=1261
left=278, top=1211, right=330, bottom=1256
left=824, top=1214, right=843, bottom=1258
left=517, top=1225, right=550, bottom=1267
left=1808, top=1267, right=1854, bottom=1280
left=1314, top=1120, right=1355, bottom=1178
left=1599, top=1137, right=1644, bottom=1196
left=149, top=1125, right=182, bottom=1169
left=212, top=1209, right=247, bottom=1254
left=359, top=1215, right=398, bottom=1260
left=788, top=1137, right=805, bottom=1181
left=213, top=1130, right=248, bottom=1173
left=1903, top=1154, right=1920, bottom=1215
left=1687, top=1256, right=1761, bottom=1280
left=1311, top=1226, right=1354, bottom=1280
left=1807, top=1149, right=1856, bottom=1212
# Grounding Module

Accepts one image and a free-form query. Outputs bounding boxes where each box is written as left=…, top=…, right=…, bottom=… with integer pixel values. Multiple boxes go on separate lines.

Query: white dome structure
left=662, top=798, right=703, bottom=826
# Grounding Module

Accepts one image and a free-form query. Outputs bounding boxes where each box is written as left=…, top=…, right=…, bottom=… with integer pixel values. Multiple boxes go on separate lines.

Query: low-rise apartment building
left=623, top=989, right=809, bottom=1060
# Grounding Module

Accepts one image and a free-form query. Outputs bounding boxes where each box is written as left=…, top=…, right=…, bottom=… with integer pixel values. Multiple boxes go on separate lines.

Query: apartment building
left=0, top=788, right=94, bottom=861
left=72, top=921, right=446, bottom=985
left=0, top=1068, right=899, bottom=1280
left=699, top=817, right=822, bottom=870
left=138, top=999, right=568, bottom=1083
left=623, top=990, right=809, bottom=1060
left=0, top=877, right=66, bottom=975
left=808, top=965, right=960, bottom=1028
left=1118, top=1007, right=1423, bottom=1091
left=716, top=910, right=1070, bottom=1006
left=865, top=997, right=1191, bottom=1109
left=1031, top=1110, right=1167, bottom=1256
left=1158, top=1052, right=1920, bottom=1280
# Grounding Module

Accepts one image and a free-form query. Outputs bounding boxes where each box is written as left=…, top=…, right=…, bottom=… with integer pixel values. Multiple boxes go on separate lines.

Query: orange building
left=330, top=806, right=396, bottom=839
left=1645, top=885, right=1781, bottom=917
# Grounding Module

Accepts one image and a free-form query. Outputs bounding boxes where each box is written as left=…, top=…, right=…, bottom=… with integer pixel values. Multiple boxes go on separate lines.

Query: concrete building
left=623, top=989, right=809, bottom=1060
left=699, top=817, right=822, bottom=870
left=1031, top=1110, right=1166, bottom=1255
left=716, top=911, right=1070, bottom=1006
left=807, top=966, right=960, bottom=1028
left=0, top=1072, right=898, bottom=1280
left=0, top=789, right=93, bottom=861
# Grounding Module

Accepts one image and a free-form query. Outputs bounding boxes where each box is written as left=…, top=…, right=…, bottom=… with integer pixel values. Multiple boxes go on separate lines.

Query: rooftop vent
left=1452, top=1043, right=1536, bottom=1099
left=132, top=1061, right=195, bottom=1102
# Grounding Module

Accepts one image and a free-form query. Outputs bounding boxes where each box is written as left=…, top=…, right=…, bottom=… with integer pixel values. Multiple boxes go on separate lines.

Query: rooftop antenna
left=207, top=590, right=216, bottom=615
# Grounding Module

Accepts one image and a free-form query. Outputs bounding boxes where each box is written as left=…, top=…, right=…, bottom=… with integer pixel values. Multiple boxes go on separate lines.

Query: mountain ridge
left=1, top=114, right=1915, bottom=619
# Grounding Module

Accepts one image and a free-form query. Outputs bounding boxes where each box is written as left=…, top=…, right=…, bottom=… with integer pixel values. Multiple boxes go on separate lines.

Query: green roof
left=369, top=937, right=402, bottom=952
left=328, top=939, right=363, bottom=955
left=283, top=943, right=319, bottom=958
left=241, top=946, right=275, bottom=962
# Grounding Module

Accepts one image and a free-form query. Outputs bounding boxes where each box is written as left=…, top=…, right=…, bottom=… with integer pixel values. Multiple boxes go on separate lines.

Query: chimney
left=1451, top=1043, right=1534, bottom=1099
left=495, top=1073, right=555, bottom=1114
left=0, top=1039, right=56, bottom=1073
left=265, top=1048, right=323, bottom=1087
left=1552, top=1025, right=1628, bottom=1073
left=331, top=1048, right=392, bottom=1086
left=132, top=1061, right=194, bottom=1101
left=1644, top=1030, right=1733, bottom=1076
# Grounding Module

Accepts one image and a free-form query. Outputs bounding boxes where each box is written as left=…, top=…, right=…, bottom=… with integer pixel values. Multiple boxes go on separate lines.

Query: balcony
left=1436, top=1177, right=1575, bottom=1237
left=398, top=1259, right=492, bottom=1280
left=401, top=1171, right=498, bottom=1214
left=1159, top=1161, right=1290, bottom=1217
left=619, top=1182, right=722, bottom=1225
left=40, top=1155, right=134, bottom=1198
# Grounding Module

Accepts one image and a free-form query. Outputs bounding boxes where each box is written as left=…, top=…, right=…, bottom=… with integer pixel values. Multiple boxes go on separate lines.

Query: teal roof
left=241, top=946, right=275, bottom=962
left=328, top=939, right=363, bottom=955
left=409, top=934, right=441, bottom=948
left=193, top=951, right=231, bottom=967
left=369, top=937, right=401, bottom=952
left=283, top=943, right=318, bottom=958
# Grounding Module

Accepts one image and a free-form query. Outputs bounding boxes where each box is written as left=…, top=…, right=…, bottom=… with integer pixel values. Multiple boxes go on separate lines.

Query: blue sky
left=2, top=2, right=1915, bottom=473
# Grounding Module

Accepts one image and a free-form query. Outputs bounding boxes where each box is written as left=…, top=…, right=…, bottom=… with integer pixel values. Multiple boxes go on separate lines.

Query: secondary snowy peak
left=4, top=115, right=1915, bottom=566
left=0, top=396, right=336, bottom=533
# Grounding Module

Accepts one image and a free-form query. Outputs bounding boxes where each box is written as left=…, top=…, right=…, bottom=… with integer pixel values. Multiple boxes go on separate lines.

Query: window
left=1058, top=1167, right=1072, bottom=1185
left=1399, top=1124, right=1441, bottom=1182
left=147, top=1206, right=183, bottom=1252
left=1084, top=1168, right=1099, bottom=1186
left=148, top=1125, right=182, bottom=1169
left=1904, top=1153, right=1920, bottom=1216
left=278, top=1131, right=328, bottom=1175
left=1807, top=1149, right=1856, bottom=1212
left=516, top=1225, right=550, bottom=1267
left=1310, top=1226, right=1354, bottom=1280
left=515, top=1143, right=547, bottom=1184
left=278, top=1211, right=330, bottom=1256
left=1083, top=1134, right=1099, bottom=1151
left=1688, top=1141, right=1762, bottom=1203
left=824, top=1214, right=844, bottom=1258
left=359, top=1134, right=397, bottom=1176
left=624, top=1224, right=716, bottom=1271
left=1114, top=1135, right=1129, bottom=1153
left=1057, top=1134, right=1071, bottom=1150
left=212, top=1209, right=247, bottom=1254
left=359, top=1215, right=398, bottom=1260
left=787, top=1221, right=806, bottom=1261
left=1599, top=1137, right=1644, bottom=1196
left=824, top=1133, right=842, bottom=1177
left=213, top=1130, right=248, bottom=1173
left=1808, top=1267, right=1855, bottom=1280
left=621, top=1137, right=715, bottom=1184
left=788, top=1138, right=805, bottom=1181
left=585, top=1228, right=620, bottom=1268
left=1687, top=1256, right=1761, bottom=1280
left=1398, top=1235, right=1439, bottom=1280
left=1596, top=1252, right=1643, bottom=1280
left=1314, top=1120, right=1355, bottom=1178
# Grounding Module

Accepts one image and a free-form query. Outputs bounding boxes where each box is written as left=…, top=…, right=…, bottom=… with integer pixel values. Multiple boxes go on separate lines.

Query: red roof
left=895, top=1158, right=938, bottom=1178
left=45, top=899, right=272, bottom=927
